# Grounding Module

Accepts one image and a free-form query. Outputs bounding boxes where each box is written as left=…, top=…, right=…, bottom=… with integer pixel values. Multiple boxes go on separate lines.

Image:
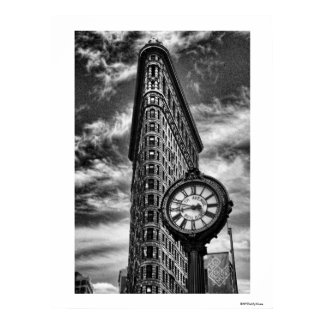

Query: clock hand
left=179, top=203, right=193, bottom=207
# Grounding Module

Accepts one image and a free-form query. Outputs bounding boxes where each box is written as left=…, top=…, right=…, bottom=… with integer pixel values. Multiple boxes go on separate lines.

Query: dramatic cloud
left=75, top=31, right=250, bottom=293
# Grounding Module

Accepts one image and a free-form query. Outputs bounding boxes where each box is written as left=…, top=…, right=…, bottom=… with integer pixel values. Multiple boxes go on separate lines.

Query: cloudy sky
left=75, top=31, right=250, bottom=294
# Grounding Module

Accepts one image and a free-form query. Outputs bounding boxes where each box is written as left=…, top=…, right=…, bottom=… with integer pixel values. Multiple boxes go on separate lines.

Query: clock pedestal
left=183, top=242, right=207, bottom=293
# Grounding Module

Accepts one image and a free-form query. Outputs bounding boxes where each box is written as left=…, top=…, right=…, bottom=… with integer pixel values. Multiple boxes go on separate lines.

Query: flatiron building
left=127, top=39, right=203, bottom=293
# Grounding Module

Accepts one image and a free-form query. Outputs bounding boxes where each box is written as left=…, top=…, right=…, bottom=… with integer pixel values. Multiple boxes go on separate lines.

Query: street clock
left=161, top=168, right=233, bottom=244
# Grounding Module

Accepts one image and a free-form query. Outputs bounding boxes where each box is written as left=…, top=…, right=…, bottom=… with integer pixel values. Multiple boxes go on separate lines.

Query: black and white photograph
left=4, top=1, right=325, bottom=323
left=75, top=31, right=250, bottom=294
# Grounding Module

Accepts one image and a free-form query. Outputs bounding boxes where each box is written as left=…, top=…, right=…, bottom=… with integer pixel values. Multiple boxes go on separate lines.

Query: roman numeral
left=205, top=211, right=215, bottom=218
left=199, top=187, right=205, bottom=196
left=207, top=203, right=219, bottom=208
left=180, top=218, right=187, bottom=229
left=172, top=213, right=182, bottom=223
left=172, top=199, right=182, bottom=204
left=205, top=193, right=214, bottom=201
left=191, top=221, right=196, bottom=231
left=190, top=186, right=196, bottom=195
left=181, top=190, right=188, bottom=197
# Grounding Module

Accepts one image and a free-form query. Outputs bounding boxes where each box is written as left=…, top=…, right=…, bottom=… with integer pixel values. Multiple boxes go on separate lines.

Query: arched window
left=148, top=164, right=154, bottom=175
left=148, top=179, right=154, bottom=189
left=147, top=228, right=153, bottom=240
left=149, top=136, right=155, bottom=145
left=148, top=194, right=154, bottom=205
left=146, top=265, right=152, bottom=278
left=148, top=210, right=154, bottom=222
left=149, top=150, right=155, bottom=159
left=147, top=246, right=153, bottom=258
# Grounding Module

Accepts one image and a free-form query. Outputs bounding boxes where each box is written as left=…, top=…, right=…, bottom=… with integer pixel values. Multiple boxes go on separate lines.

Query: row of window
left=141, top=285, right=160, bottom=294
left=144, top=107, right=196, bottom=167
left=144, top=194, right=160, bottom=207
left=142, top=246, right=159, bottom=259
left=141, top=264, right=159, bottom=280
left=143, top=227, right=159, bottom=241
left=144, top=178, right=165, bottom=192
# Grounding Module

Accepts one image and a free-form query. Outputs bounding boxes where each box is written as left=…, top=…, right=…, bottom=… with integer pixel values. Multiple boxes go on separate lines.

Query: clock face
left=167, top=182, right=220, bottom=234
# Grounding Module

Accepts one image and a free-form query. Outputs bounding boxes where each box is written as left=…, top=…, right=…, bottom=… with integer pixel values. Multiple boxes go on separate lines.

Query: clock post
left=183, top=241, right=207, bottom=293
left=160, top=168, right=233, bottom=294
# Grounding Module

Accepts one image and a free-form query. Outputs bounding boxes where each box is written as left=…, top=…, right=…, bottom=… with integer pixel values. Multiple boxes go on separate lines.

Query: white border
left=51, top=15, right=273, bottom=309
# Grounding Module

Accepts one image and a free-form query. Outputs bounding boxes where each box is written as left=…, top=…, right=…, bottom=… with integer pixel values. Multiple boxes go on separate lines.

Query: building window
left=156, top=165, right=160, bottom=175
left=148, top=179, right=154, bottom=189
left=141, top=267, right=144, bottom=279
left=147, top=246, right=153, bottom=258
left=157, top=196, right=160, bottom=207
left=156, top=247, right=159, bottom=259
left=148, top=210, right=154, bottom=222
left=148, top=194, right=154, bottom=205
left=149, top=122, right=155, bottom=131
left=168, top=89, right=171, bottom=107
left=150, top=109, right=155, bottom=118
left=156, top=180, right=160, bottom=190
left=156, top=266, right=159, bottom=279
left=149, top=136, right=155, bottom=145
left=146, top=265, right=152, bottom=279
left=163, top=77, right=166, bottom=95
left=148, top=164, right=154, bottom=175
left=147, top=228, right=154, bottom=240
left=156, top=286, right=159, bottom=293
left=149, top=150, right=155, bottom=159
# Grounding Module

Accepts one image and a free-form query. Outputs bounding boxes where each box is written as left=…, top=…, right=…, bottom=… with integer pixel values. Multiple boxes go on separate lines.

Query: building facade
left=75, top=271, right=94, bottom=294
left=127, top=39, right=203, bottom=293
left=118, top=268, right=127, bottom=293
